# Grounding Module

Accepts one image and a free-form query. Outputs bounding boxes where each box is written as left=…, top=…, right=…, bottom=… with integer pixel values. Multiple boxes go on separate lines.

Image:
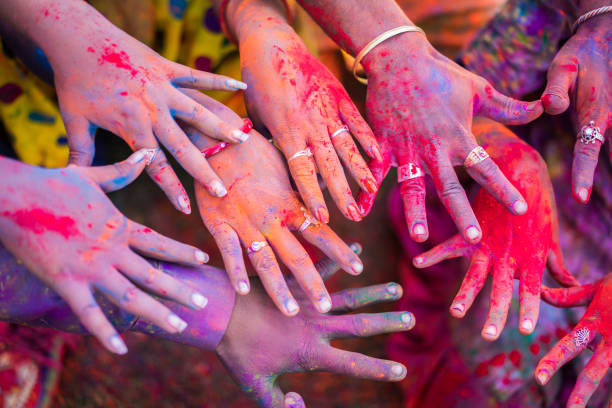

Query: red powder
left=538, top=334, right=551, bottom=344
left=509, top=350, right=522, bottom=368
left=475, top=361, right=489, bottom=377
left=490, top=353, right=506, bottom=367
left=119, top=91, right=128, bottom=96
left=529, top=343, right=541, bottom=356
left=2, top=208, right=79, bottom=239
left=98, top=47, right=139, bottom=78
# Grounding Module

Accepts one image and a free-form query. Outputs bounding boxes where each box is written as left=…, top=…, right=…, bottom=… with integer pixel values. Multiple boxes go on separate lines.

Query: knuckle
left=289, top=252, right=311, bottom=268
left=250, top=252, right=277, bottom=272
left=439, top=178, right=464, bottom=199
left=341, top=291, right=357, bottom=310
left=119, top=285, right=140, bottom=307
left=351, top=315, right=367, bottom=337
left=471, top=159, right=500, bottom=184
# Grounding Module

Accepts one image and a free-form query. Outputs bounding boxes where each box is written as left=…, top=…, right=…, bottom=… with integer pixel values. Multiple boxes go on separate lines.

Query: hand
left=183, top=90, right=364, bottom=316
left=26, top=0, right=249, bottom=212
left=235, top=12, right=380, bottom=223
left=411, top=119, right=577, bottom=340
left=0, top=151, right=210, bottom=354
left=357, top=37, right=543, bottom=243
left=537, top=274, right=612, bottom=408
left=216, top=247, right=414, bottom=408
left=541, top=13, right=611, bottom=204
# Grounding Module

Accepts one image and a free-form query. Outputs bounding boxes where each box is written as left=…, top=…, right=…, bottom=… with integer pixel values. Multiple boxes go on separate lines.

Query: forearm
left=0, top=244, right=236, bottom=351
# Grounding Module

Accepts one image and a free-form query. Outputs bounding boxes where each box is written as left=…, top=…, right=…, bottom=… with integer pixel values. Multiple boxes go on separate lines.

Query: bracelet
left=572, top=5, right=612, bottom=32
left=219, top=0, right=293, bottom=45
left=352, top=25, right=425, bottom=85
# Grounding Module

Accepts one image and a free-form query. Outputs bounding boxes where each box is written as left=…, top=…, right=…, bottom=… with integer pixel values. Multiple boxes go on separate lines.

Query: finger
left=284, top=392, right=306, bottom=408
left=268, top=227, right=331, bottom=313
left=243, top=375, right=284, bottom=408
left=356, top=155, right=392, bottom=216
left=431, top=161, right=482, bottom=244
left=207, top=222, right=250, bottom=294
left=412, top=234, right=469, bottom=268
left=548, top=247, right=581, bottom=287
left=449, top=247, right=491, bottom=317
left=116, top=250, right=208, bottom=310
left=300, top=223, right=363, bottom=276
left=400, top=170, right=428, bottom=242
left=55, top=281, right=127, bottom=354
left=318, top=346, right=407, bottom=382
left=326, top=311, right=415, bottom=339
left=518, top=262, right=543, bottom=335
left=80, top=148, right=154, bottom=192
left=567, top=342, right=612, bottom=408
left=314, top=242, right=362, bottom=281
left=477, top=83, right=543, bottom=125
left=465, top=156, right=527, bottom=216
left=328, top=121, right=377, bottom=194
left=95, top=270, right=188, bottom=334
left=338, top=98, right=381, bottom=161
left=541, top=280, right=601, bottom=307
left=330, top=282, right=403, bottom=313
left=170, top=90, right=249, bottom=143
left=128, top=221, right=209, bottom=265
left=285, top=143, right=328, bottom=223
left=536, top=323, right=594, bottom=385
left=571, top=118, right=607, bottom=204
left=63, top=114, right=95, bottom=166
left=541, top=55, right=578, bottom=115
left=169, top=63, right=247, bottom=91
left=142, top=146, right=191, bottom=214
left=153, top=112, right=227, bottom=198
left=481, top=261, right=514, bottom=341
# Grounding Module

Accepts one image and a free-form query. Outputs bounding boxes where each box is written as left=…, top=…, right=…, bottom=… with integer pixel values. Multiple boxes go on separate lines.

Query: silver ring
left=573, top=327, right=590, bottom=347
left=288, top=147, right=313, bottom=162
left=330, top=125, right=349, bottom=139
left=397, top=163, right=424, bottom=183
left=298, top=215, right=317, bottom=232
left=579, top=121, right=604, bottom=144
left=464, top=146, right=490, bottom=168
left=247, top=241, right=267, bottom=255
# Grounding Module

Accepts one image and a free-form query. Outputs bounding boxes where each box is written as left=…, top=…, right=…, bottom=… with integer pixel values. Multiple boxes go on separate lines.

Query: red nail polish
left=316, top=207, right=329, bottom=224
left=347, top=204, right=362, bottom=221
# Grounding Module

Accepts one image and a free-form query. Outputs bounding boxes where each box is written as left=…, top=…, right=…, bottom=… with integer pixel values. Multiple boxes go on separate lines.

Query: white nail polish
left=451, top=303, right=465, bottom=314
left=168, top=313, right=188, bottom=332
left=232, top=129, right=249, bottom=142
left=414, top=257, right=423, bottom=265
left=391, top=364, right=406, bottom=378
left=387, top=284, right=399, bottom=295
left=128, top=150, right=146, bottom=164
left=484, top=325, right=497, bottom=338
left=536, top=370, right=548, bottom=385
left=513, top=200, right=528, bottom=215
left=210, top=180, right=227, bottom=197
left=521, top=319, right=534, bottom=333
left=578, top=188, right=588, bottom=202
left=237, top=280, right=249, bottom=294
left=319, top=297, right=332, bottom=313
left=109, top=334, right=128, bottom=354
left=195, top=249, right=208, bottom=263
left=351, top=261, right=363, bottom=274
left=466, top=226, right=480, bottom=240
left=413, top=224, right=426, bottom=235
left=225, top=79, right=247, bottom=90
left=191, top=292, right=208, bottom=309
left=178, top=195, right=190, bottom=213
left=401, top=312, right=413, bottom=326
left=285, top=299, right=299, bottom=314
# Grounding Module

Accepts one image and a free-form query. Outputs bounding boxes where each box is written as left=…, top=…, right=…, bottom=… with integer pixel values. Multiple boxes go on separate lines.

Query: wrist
left=361, top=32, right=431, bottom=78
left=574, top=6, right=612, bottom=30
left=227, top=0, right=290, bottom=44
left=576, top=1, right=612, bottom=16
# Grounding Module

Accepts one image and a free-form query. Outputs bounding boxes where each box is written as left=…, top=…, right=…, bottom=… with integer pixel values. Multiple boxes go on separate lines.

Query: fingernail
left=465, top=226, right=481, bottom=241
left=109, top=334, right=128, bottom=354
left=285, top=395, right=299, bottom=407
left=391, top=364, right=406, bottom=379
left=232, top=129, right=249, bottom=142
left=318, top=297, right=332, bottom=313
left=536, top=370, right=549, bottom=385
left=451, top=303, right=465, bottom=314
left=225, top=79, right=247, bottom=90
left=284, top=299, right=299, bottom=315
left=191, top=292, right=208, bottom=309
left=143, top=148, right=159, bottom=165
left=387, top=283, right=400, bottom=295
left=195, top=249, right=209, bottom=263
left=347, top=204, right=362, bottom=221
left=521, top=319, right=534, bottom=333
left=577, top=187, right=588, bottom=203
left=210, top=180, right=227, bottom=197
left=512, top=200, right=528, bottom=215
left=401, top=312, right=415, bottom=329
left=128, top=149, right=146, bottom=164
left=483, top=324, right=497, bottom=339
left=167, top=313, right=188, bottom=332
left=365, top=178, right=378, bottom=194
left=237, top=280, right=250, bottom=294
left=358, top=204, right=366, bottom=216
left=178, top=195, right=191, bottom=214
left=412, top=223, right=426, bottom=236
left=370, top=145, right=383, bottom=162
left=351, top=261, right=363, bottom=274
left=316, top=207, right=329, bottom=224
left=413, top=257, right=424, bottom=265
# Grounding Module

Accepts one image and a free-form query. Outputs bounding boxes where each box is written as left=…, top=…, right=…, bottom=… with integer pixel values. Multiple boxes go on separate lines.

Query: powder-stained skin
left=221, top=0, right=380, bottom=224
left=0, top=151, right=210, bottom=355
left=0, top=0, right=249, bottom=213
left=411, top=118, right=579, bottom=341
left=180, top=89, right=364, bottom=317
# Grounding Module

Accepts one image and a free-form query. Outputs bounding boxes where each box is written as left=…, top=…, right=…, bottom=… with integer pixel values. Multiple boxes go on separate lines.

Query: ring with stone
left=247, top=241, right=267, bottom=255
left=464, top=146, right=490, bottom=168
left=573, top=327, right=590, bottom=347
left=330, top=125, right=350, bottom=139
left=288, top=147, right=313, bottom=162
left=397, top=163, right=425, bottom=183
left=579, top=121, right=604, bottom=144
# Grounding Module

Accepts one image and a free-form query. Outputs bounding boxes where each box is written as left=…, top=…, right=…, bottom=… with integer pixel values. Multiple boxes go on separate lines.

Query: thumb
left=284, top=392, right=306, bottom=408
left=541, top=55, right=578, bottom=115
left=477, top=83, right=543, bottom=125
left=80, top=148, right=158, bottom=192
left=540, top=280, right=601, bottom=308
left=63, top=114, right=96, bottom=166
left=412, top=234, right=469, bottom=268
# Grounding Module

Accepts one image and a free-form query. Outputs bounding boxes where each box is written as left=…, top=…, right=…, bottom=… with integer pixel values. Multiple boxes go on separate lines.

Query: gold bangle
left=352, top=25, right=425, bottom=85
